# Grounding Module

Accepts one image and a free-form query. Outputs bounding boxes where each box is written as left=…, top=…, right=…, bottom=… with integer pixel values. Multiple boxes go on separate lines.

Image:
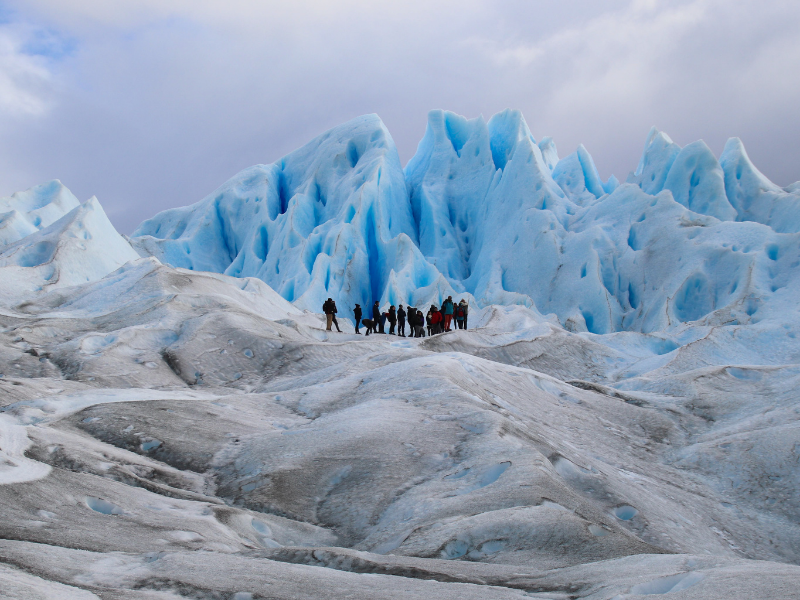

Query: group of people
left=340, top=296, right=468, bottom=336
left=324, top=296, right=470, bottom=336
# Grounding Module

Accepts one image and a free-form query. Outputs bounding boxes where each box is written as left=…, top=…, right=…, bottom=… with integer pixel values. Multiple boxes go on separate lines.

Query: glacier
left=132, top=110, right=800, bottom=337
left=1, top=110, right=800, bottom=599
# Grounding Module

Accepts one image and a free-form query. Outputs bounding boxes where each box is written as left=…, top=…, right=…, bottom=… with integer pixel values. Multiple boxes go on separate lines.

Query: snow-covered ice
left=1, top=110, right=800, bottom=599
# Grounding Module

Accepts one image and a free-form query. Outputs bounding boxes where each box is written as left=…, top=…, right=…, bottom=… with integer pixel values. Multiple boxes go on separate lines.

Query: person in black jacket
left=353, top=304, right=362, bottom=334
left=331, top=300, right=342, bottom=332
left=372, top=301, right=381, bottom=325
left=373, top=301, right=386, bottom=334
left=397, top=305, right=406, bottom=337
left=362, top=318, right=375, bottom=335
left=322, top=298, right=341, bottom=332
left=388, top=306, right=397, bottom=334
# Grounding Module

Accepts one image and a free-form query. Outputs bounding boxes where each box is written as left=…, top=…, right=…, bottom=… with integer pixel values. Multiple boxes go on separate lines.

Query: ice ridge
left=0, top=195, right=140, bottom=301
left=0, top=180, right=80, bottom=246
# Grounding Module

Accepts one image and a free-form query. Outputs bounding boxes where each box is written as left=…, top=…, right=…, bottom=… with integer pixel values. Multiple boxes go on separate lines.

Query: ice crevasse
left=108, top=110, right=800, bottom=334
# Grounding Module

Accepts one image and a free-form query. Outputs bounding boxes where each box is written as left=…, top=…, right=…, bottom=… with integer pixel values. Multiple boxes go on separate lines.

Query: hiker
left=438, top=305, right=447, bottom=334
left=330, top=300, right=342, bottom=332
left=323, top=298, right=334, bottom=331
left=407, top=307, right=416, bottom=337
left=431, top=306, right=443, bottom=334
left=456, top=299, right=468, bottom=330
left=416, top=310, right=426, bottom=337
left=380, top=310, right=388, bottom=334
left=442, top=296, right=454, bottom=332
left=426, top=310, right=432, bottom=336
left=397, top=305, right=406, bottom=337
left=353, top=304, right=362, bottom=334
left=388, top=305, right=397, bottom=335
left=322, top=298, right=341, bottom=332
left=372, top=301, right=381, bottom=333
left=362, top=318, right=376, bottom=335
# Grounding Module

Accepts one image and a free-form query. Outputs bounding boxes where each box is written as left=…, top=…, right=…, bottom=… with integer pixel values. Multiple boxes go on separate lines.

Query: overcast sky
left=1, top=0, right=799, bottom=233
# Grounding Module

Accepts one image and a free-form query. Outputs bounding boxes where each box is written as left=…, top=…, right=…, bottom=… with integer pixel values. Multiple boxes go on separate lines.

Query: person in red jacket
left=430, top=307, right=443, bottom=334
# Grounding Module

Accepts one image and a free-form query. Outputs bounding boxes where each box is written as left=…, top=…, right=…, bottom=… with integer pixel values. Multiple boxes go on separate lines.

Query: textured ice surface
left=1, top=115, right=800, bottom=598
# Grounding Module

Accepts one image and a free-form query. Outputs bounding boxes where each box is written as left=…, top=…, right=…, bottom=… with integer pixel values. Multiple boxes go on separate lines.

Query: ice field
left=1, top=111, right=800, bottom=598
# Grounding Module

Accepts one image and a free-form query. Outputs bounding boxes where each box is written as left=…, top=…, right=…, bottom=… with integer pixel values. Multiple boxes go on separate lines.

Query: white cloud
left=475, top=0, right=708, bottom=113
left=463, top=0, right=800, bottom=180
left=0, top=0, right=798, bottom=232
left=0, top=28, right=52, bottom=116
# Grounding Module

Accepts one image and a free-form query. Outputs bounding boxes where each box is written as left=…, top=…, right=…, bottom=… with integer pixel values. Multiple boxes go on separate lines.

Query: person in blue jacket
left=442, top=296, right=454, bottom=332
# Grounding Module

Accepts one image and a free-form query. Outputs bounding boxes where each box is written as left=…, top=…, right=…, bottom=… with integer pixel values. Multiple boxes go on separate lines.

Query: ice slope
left=0, top=254, right=796, bottom=563
left=131, top=111, right=800, bottom=337
left=131, top=114, right=463, bottom=315
left=0, top=196, right=140, bottom=301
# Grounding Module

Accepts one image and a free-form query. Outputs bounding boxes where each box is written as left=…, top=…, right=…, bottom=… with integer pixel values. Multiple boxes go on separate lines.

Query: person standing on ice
left=406, top=306, right=416, bottom=337
left=331, top=300, right=342, bottom=332
left=380, top=310, right=389, bottom=334
left=353, top=304, right=362, bottom=334
left=323, top=298, right=341, bottom=332
left=417, top=310, right=426, bottom=337
left=388, top=305, right=397, bottom=335
left=431, top=306, right=443, bottom=334
left=456, top=299, right=468, bottom=330
left=397, top=305, right=406, bottom=337
left=442, top=296, right=455, bottom=332
left=372, top=301, right=381, bottom=333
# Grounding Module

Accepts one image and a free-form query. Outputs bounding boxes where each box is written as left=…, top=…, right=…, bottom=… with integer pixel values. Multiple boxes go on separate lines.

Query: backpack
left=457, top=306, right=464, bottom=317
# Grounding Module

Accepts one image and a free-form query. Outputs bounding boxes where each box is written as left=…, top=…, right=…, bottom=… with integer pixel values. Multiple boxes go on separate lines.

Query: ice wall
left=132, top=115, right=463, bottom=316
left=129, top=111, right=800, bottom=333
left=405, top=112, right=800, bottom=333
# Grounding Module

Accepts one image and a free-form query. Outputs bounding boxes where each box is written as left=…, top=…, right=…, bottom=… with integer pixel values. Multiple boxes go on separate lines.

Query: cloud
left=466, top=0, right=800, bottom=181
left=0, top=0, right=798, bottom=233
left=0, top=25, right=53, bottom=116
